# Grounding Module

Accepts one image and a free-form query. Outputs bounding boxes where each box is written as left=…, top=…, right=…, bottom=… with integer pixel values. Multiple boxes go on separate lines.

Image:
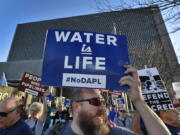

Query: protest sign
left=46, top=92, right=53, bottom=101
left=138, top=67, right=173, bottom=111
left=64, top=98, right=71, bottom=107
left=18, top=72, right=48, bottom=97
left=117, top=98, right=125, bottom=104
left=41, top=29, right=130, bottom=91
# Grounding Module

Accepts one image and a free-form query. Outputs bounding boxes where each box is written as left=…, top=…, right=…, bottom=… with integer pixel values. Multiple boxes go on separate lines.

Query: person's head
left=0, top=97, right=21, bottom=128
left=160, top=109, right=180, bottom=126
left=58, top=104, right=64, bottom=112
left=117, top=106, right=127, bottom=120
left=29, top=102, right=43, bottom=119
left=70, top=88, right=110, bottom=135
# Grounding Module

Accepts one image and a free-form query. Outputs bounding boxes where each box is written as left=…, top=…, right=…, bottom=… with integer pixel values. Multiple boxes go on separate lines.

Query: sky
left=0, top=0, right=179, bottom=62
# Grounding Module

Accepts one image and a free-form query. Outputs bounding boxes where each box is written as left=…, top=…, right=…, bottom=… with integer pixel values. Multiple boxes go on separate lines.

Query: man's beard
left=78, top=109, right=110, bottom=135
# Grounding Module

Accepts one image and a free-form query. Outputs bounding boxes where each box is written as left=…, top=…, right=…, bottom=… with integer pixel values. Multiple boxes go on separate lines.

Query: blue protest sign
left=41, top=30, right=130, bottom=91
left=117, top=98, right=125, bottom=104
left=64, top=99, right=71, bottom=107
left=46, top=92, right=53, bottom=101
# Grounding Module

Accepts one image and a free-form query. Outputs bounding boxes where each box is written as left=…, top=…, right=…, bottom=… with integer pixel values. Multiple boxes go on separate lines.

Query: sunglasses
left=75, top=97, right=105, bottom=106
left=119, top=110, right=126, bottom=113
left=0, top=108, right=17, bottom=117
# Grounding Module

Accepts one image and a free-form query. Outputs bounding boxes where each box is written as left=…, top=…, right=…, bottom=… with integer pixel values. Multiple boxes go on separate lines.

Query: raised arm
left=130, top=111, right=144, bottom=135
left=119, top=65, right=171, bottom=135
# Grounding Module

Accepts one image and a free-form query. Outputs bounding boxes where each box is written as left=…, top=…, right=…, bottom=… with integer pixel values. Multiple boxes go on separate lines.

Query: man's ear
left=72, top=101, right=80, bottom=113
left=15, top=109, right=21, bottom=117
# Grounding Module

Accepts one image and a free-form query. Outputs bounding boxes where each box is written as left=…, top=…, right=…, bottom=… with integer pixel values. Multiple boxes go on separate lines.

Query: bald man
left=0, top=97, right=33, bottom=135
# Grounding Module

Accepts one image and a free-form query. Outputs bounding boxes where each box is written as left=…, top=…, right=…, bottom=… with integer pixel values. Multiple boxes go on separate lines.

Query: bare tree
left=95, top=0, right=180, bottom=33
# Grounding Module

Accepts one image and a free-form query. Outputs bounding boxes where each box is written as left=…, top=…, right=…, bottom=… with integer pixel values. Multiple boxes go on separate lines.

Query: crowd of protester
left=1, top=93, right=179, bottom=135
left=0, top=66, right=180, bottom=135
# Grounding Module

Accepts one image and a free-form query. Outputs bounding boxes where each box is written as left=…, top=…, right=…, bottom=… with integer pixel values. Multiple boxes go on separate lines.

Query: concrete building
left=0, top=5, right=179, bottom=97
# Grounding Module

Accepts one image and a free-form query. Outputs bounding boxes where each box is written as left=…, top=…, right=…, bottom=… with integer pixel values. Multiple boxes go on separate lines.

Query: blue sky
left=0, top=0, right=179, bottom=62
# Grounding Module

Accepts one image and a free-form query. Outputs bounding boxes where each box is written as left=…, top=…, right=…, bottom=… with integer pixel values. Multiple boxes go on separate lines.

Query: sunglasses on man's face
left=75, top=97, right=105, bottom=107
left=0, top=108, right=17, bottom=117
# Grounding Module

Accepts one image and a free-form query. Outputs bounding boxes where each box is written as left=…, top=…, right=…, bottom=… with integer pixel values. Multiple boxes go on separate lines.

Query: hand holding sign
left=119, top=65, right=143, bottom=104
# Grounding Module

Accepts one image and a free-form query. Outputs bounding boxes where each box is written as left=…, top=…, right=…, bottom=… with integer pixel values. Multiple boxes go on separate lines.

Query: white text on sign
left=64, top=56, right=106, bottom=70
left=55, top=31, right=117, bottom=46
left=62, top=73, right=106, bottom=88
left=25, top=73, right=41, bottom=82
